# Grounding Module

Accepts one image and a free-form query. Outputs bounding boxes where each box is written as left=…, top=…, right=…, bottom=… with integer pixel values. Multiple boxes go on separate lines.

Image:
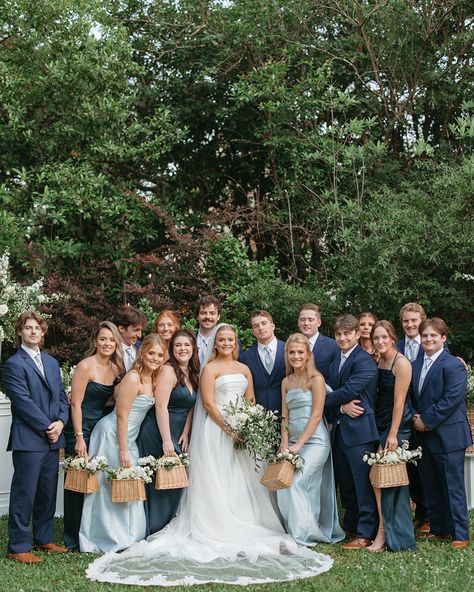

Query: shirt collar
left=405, top=335, right=421, bottom=345
left=423, top=347, right=444, bottom=364
left=307, top=332, right=320, bottom=348
left=342, top=343, right=358, bottom=360
left=21, top=344, right=41, bottom=359
left=258, top=337, right=277, bottom=355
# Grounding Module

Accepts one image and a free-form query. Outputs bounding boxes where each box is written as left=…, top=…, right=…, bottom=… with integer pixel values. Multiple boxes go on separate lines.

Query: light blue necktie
left=263, top=346, right=274, bottom=374
left=418, top=357, right=432, bottom=391
left=34, top=352, right=45, bottom=377
left=338, top=354, right=347, bottom=373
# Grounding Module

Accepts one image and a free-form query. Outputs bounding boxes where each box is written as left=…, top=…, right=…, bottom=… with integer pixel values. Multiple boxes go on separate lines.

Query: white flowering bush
left=268, top=449, right=304, bottom=471
left=0, top=250, right=61, bottom=343
left=60, top=455, right=109, bottom=475
left=363, top=440, right=422, bottom=466
left=222, top=397, right=280, bottom=465
left=107, top=465, right=154, bottom=483
left=60, top=363, right=76, bottom=396
left=138, top=453, right=190, bottom=471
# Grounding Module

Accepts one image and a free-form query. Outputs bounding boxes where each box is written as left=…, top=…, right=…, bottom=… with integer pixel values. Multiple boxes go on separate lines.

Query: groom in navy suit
left=240, top=310, right=286, bottom=415
left=324, top=314, right=379, bottom=549
left=297, top=303, right=339, bottom=380
left=411, top=318, right=471, bottom=549
left=3, top=311, right=69, bottom=563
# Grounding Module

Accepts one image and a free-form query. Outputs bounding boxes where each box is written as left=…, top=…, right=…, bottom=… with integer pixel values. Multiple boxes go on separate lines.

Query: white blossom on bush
left=0, top=250, right=61, bottom=344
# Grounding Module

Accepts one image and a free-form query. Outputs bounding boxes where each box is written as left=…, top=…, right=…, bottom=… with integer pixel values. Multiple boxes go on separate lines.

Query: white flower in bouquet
left=222, top=397, right=280, bottom=466
left=269, top=449, right=305, bottom=471
left=61, top=455, right=109, bottom=474
left=107, top=465, right=154, bottom=483
left=363, top=440, right=422, bottom=466
left=0, top=303, right=8, bottom=316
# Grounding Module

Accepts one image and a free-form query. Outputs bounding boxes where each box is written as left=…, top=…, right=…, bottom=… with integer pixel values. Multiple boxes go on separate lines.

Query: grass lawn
left=1, top=514, right=473, bottom=592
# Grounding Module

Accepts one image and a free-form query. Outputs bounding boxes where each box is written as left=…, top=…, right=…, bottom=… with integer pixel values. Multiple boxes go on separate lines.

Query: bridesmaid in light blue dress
left=277, top=333, right=344, bottom=546
left=79, top=334, right=167, bottom=553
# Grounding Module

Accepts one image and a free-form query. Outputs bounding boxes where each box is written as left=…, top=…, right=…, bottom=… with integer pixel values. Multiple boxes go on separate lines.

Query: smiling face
left=156, top=315, right=177, bottom=343
left=286, top=341, right=310, bottom=371
left=420, top=325, right=446, bottom=357
left=401, top=312, right=423, bottom=339
left=119, top=323, right=143, bottom=346
left=197, top=304, right=221, bottom=334
left=335, top=328, right=360, bottom=353
left=358, top=315, right=376, bottom=339
left=141, top=343, right=166, bottom=372
left=297, top=309, right=321, bottom=339
left=251, top=315, right=275, bottom=345
left=372, top=326, right=394, bottom=355
left=172, top=335, right=193, bottom=365
left=17, top=317, right=44, bottom=350
left=96, top=327, right=116, bottom=357
left=214, top=328, right=236, bottom=358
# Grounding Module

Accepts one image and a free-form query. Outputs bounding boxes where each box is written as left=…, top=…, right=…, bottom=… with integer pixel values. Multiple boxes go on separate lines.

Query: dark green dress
left=137, top=383, right=197, bottom=535
left=63, top=381, right=114, bottom=550
left=375, top=357, right=415, bottom=552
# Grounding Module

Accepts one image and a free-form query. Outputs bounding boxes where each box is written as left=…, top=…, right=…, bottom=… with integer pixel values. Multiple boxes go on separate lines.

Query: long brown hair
left=85, top=321, right=124, bottom=374
left=167, top=329, right=200, bottom=391
left=285, top=333, right=318, bottom=389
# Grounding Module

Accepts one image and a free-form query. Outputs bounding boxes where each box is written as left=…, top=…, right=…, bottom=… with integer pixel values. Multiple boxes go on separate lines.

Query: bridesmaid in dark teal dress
left=369, top=320, right=415, bottom=552
left=63, top=321, right=123, bottom=550
left=138, top=329, right=199, bottom=535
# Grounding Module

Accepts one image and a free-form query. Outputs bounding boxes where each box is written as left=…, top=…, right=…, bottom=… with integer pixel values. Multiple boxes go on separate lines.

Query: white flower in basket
left=61, top=455, right=108, bottom=475
left=363, top=440, right=422, bottom=489
left=62, top=456, right=108, bottom=494
left=106, top=465, right=152, bottom=503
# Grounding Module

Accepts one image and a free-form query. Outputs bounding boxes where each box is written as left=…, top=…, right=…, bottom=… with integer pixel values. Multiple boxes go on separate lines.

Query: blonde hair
left=132, top=333, right=167, bottom=387
left=208, top=324, right=238, bottom=363
left=285, top=333, right=318, bottom=389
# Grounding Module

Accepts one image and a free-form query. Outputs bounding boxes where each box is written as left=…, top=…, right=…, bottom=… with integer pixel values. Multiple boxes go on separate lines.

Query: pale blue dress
left=79, top=394, right=154, bottom=552
left=277, top=388, right=344, bottom=545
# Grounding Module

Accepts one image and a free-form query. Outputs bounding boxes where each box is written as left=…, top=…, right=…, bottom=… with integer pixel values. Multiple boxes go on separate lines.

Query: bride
left=87, top=324, right=333, bottom=586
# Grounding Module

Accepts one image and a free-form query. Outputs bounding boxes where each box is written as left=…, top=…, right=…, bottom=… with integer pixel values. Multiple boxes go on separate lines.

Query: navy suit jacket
left=2, top=348, right=69, bottom=451
left=312, top=334, right=340, bottom=380
left=324, top=345, right=379, bottom=447
left=240, top=339, right=286, bottom=414
left=411, top=350, right=471, bottom=453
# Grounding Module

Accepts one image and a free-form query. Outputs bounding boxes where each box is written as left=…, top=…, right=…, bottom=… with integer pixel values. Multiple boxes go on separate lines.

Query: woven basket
left=466, top=407, right=474, bottom=454
left=111, top=478, right=147, bottom=503
left=64, top=468, right=99, bottom=493
left=155, top=465, right=189, bottom=490
left=260, top=460, right=295, bottom=491
left=370, top=462, right=409, bottom=488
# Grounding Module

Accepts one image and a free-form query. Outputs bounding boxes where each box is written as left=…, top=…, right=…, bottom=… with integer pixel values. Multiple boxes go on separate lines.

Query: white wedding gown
left=86, top=374, right=333, bottom=586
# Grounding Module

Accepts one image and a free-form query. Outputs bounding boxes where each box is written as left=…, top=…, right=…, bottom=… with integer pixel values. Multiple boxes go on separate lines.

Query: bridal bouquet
left=62, top=455, right=108, bottom=494
left=363, top=440, right=422, bottom=489
left=222, top=397, right=280, bottom=465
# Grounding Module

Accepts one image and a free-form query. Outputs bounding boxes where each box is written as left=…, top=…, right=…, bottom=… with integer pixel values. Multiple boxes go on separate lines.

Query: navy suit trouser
left=333, top=427, right=378, bottom=540
left=419, top=446, right=469, bottom=541
left=8, top=449, right=59, bottom=553
left=407, top=430, right=429, bottom=522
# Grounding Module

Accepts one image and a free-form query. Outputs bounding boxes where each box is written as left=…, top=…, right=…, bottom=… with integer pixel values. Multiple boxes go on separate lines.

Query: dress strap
left=390, top=352, right=401, bottom=372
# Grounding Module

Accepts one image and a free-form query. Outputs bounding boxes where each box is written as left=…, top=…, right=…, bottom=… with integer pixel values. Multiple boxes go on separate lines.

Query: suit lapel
left=419, top=351, right=446, bottom=397
left=337, top=346, right=358, bottom=386
left=20, top=350, right=52, bottom=390
left=270, top=340, right=285, bottom=379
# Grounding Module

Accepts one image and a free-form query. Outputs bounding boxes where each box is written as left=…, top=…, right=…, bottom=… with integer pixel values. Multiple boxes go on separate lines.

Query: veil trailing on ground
left=86, top=323, right=334, bottom=586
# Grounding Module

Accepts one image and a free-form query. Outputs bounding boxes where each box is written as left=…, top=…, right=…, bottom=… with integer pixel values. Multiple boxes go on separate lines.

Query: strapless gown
left=86, top=374, right=333, bottom=586
left=79, top=394, right=155, bottom=552
left=277, top=389, right=344, bottom=545
left=63, top=381, right=114, bottom=550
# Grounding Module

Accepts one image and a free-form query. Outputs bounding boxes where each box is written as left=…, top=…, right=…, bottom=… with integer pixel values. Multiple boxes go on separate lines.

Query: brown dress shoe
left=416, top=522, right=430, bottom=534
left=7, top=552, right=42, bottom=564
left=341, top=538, right=372, bottom=550
left=451, top=540, right=470, bottom=549
left=34, top=543, right=68, bottom=553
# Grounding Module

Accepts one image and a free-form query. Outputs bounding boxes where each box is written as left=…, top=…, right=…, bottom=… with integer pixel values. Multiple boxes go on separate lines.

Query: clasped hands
left=46, top=420, right=64, bottom=443
left=413, top=413, right=428, bottom=432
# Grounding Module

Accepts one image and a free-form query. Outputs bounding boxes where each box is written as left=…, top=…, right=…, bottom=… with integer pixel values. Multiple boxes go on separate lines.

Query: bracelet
left=75, top=432, right=84, bottom=436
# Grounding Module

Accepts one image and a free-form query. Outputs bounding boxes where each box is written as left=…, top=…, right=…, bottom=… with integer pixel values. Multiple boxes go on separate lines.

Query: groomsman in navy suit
left=3, top=311, right=69, bottom=563
left=324, top=314, right=379, bottom=549
left=297, top=303, right=339, bottom=380
left=195, top=295, right=222, bottom=367
left=114, top=306, right=147, bottom=372
left=396, top=302, right=429, bottom=531
left=412, top=318, right=471, bottom=549
left=240, top=310, right=286, bottom=415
